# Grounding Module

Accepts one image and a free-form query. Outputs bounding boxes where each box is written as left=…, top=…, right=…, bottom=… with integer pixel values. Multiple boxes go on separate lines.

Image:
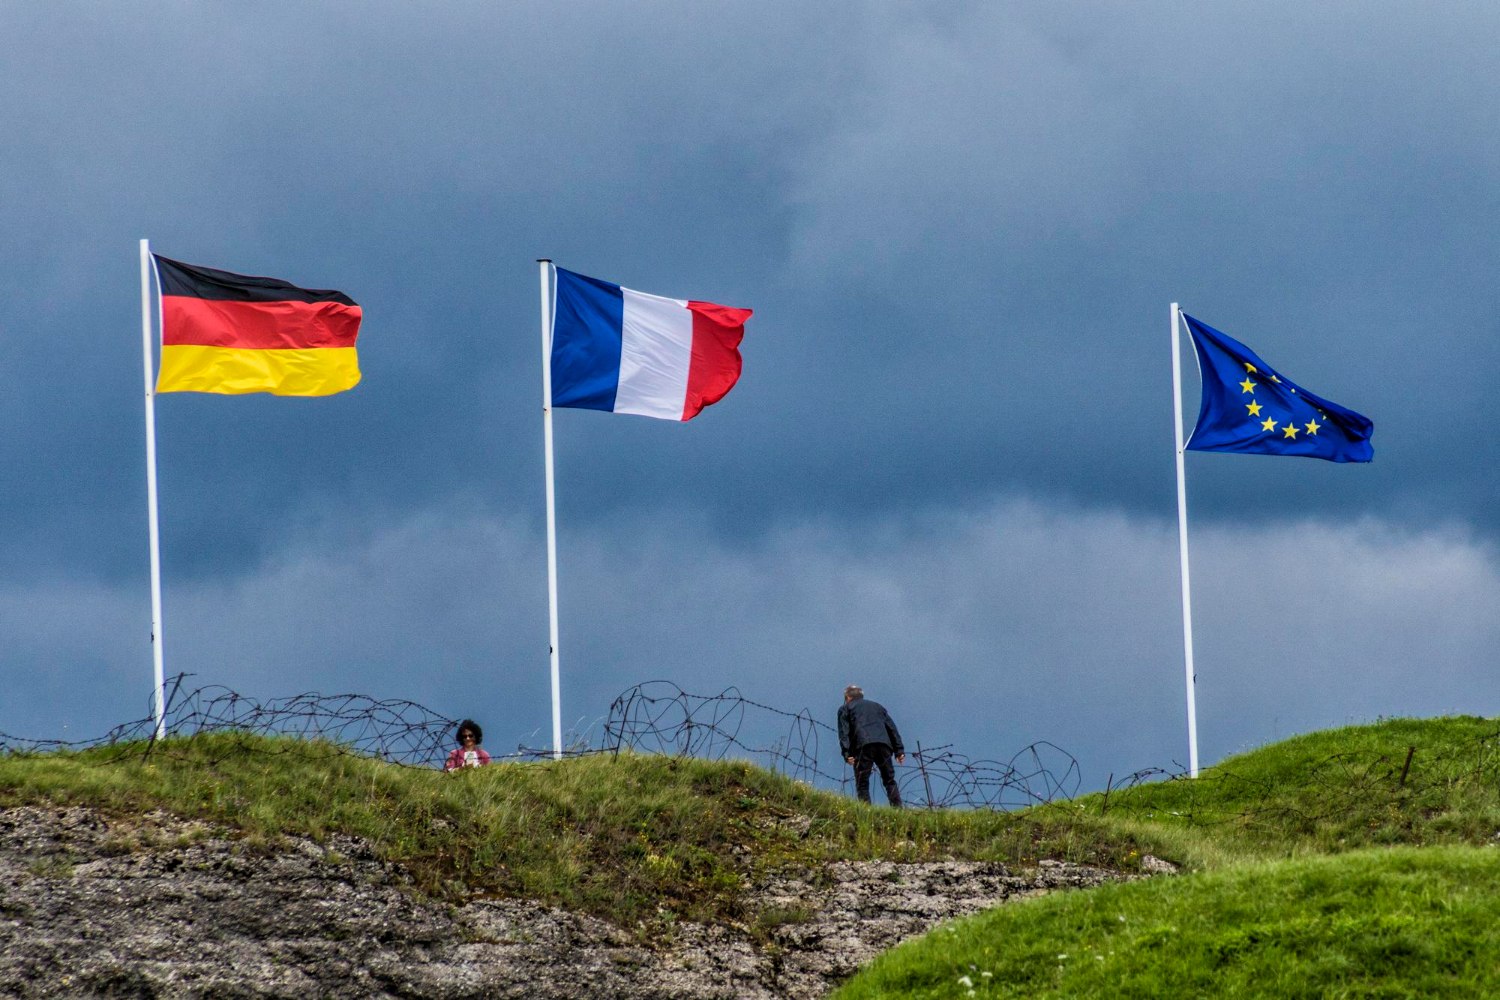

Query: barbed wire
left=8, top=677, right=1493, bottom=826
left=602, top=681, right=822, bottom=777
left=0, top=676, right=1087, bottom=809
left=598, top=681, right=1083, bottom=808
left=0, top=675, right=457, bottom=767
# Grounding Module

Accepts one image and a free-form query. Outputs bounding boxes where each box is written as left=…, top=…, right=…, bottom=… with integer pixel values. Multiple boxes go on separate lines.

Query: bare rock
left=1139, top=854, right=1179, bottom=875
left=0, top=806, right=1135, bottom=999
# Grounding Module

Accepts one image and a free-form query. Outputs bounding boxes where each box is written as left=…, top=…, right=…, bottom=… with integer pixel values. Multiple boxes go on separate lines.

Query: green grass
left=10, top=715, right=1500, bottom=994
left=832, top=716, right=1500, bottom=999
left=834, top=847, right=1500, bottom=999
left=1081, top=716, right=1500, bottom=858
left=0, top=732, right=1146, bottom=931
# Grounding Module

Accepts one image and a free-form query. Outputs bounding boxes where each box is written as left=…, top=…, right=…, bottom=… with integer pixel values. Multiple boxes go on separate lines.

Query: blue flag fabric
left=1183, top=313, right=1373, bottom=463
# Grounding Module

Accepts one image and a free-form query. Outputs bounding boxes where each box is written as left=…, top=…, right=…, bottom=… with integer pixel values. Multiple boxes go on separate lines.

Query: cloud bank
left=7, top=496, right=1497, bottom=787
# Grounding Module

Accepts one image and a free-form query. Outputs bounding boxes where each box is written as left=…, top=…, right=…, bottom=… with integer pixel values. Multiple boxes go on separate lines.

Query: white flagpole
left=1170, top=302, right=1200, bottom=778
left=538, top=259, right=563, bottom=760
left=140, top=239, right=167, bottom=741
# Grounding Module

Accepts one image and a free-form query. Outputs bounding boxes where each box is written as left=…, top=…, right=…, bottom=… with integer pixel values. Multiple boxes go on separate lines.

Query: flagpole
left=538, top=259, right=563, bottom=761
left=1170, top=302, right=1200, bottom=778
left=140, top=239, right=167, bottom=741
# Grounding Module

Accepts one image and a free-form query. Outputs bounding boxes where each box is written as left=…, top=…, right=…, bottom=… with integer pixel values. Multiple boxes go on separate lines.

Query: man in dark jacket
left=837, top=685, right=905, bottom=806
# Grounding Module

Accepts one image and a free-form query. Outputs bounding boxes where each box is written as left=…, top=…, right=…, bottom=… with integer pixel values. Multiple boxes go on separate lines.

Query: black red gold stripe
left=152, top=254, right=362, bottom=396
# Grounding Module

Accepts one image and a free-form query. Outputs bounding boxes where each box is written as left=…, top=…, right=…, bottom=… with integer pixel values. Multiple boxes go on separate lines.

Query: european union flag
left=1183, top=314, right=1373, bottom=463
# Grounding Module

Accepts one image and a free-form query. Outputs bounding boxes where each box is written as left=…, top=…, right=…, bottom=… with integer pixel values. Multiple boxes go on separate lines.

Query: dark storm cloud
left=0, top=1, right=851, bottom=580
left=778, top=4, right=1499, bottom=516
left=6, top=3, right=1499, bottom=559
left=3, top=4, right=1500, bottom=774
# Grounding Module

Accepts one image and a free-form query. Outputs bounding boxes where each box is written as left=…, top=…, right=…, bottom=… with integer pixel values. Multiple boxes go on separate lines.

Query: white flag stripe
left=617, top=287, right=693, bottom=420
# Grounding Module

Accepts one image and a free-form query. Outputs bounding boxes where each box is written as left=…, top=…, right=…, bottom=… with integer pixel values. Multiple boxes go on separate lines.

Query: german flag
left=153, top=255, right=362, bottom=396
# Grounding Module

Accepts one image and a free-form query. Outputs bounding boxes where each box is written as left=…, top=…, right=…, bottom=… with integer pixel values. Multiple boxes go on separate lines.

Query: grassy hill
left=5, top=716, right=1500, bottom=994
left=833, top=715, right=1500, bottom=998
left=0, top=732, right=1147, bottom=934
left=834, top=847, right=1500, bottom=999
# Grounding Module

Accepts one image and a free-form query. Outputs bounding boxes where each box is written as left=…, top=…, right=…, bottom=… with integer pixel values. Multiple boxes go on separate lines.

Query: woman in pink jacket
left=444, top=719, right=492, bottom=771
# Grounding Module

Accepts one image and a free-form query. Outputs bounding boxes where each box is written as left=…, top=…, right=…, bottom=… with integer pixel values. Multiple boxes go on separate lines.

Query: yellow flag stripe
left=157, top=345, right=361, bottom=396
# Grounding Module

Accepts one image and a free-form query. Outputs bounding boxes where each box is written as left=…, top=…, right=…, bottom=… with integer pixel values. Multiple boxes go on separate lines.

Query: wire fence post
left=916, top=741, right=935, bottom=809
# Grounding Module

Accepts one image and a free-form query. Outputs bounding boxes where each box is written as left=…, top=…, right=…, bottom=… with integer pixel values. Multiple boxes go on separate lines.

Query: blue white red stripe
left=549, top=267, right=751, bottom=421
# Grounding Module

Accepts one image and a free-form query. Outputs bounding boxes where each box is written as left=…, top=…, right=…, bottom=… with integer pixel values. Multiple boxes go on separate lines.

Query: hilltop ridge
left=6, top=718, right=1500, bottom=998
left=0, top=736, right=1140, bottom=998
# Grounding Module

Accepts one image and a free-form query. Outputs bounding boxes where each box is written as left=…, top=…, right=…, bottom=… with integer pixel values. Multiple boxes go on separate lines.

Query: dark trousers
left=854, top=744, right=902, bottom=806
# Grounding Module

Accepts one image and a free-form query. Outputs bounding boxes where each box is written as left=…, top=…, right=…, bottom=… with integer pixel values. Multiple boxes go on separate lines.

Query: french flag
left=549, top=267, right=752, bottom=421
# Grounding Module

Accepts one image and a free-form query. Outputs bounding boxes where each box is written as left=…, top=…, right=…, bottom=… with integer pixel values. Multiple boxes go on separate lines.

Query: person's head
left=843, top=685, right=863, bottom=703
left=456, top=719, right=483, bottom=746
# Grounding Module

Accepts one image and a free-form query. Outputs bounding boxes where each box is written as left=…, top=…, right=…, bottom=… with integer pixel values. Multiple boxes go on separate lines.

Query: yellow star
left=1305, top=418, right=1321, bottom=435
left=1246, top=400, right=1263, bottom=417
left=1272, top=375, right=1282, bottom=383
left=1244, top=363, right=1258, bottom=373
left=1283, top=423, right=1300, bottom=439
left=1261, top=417, right=1277, bottom=432
left=1240, top=378, right=1256, bottom=394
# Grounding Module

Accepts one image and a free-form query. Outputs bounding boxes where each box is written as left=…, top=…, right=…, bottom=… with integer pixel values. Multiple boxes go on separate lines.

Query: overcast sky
left=3, top=3, right=1498, bottom=789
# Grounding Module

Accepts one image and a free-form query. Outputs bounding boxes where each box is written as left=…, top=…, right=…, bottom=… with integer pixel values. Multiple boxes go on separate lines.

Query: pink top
left=445, top=746, right=492, bottom=771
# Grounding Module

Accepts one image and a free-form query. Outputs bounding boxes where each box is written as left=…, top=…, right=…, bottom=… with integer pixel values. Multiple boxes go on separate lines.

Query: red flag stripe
left=161, top=295, right=362, bottom=350
left=683, top=301, right=751, bottom=421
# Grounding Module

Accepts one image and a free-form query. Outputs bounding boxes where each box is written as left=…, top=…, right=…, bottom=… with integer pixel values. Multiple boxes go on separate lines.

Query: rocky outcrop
left=0, top=806, right=1143, bottom=999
